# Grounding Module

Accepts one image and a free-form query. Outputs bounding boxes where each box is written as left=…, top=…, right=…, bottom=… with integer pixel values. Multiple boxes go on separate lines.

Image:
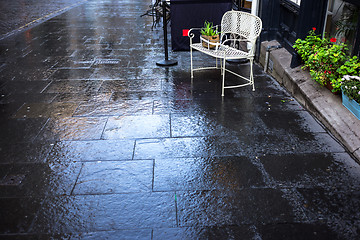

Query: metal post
left=156, top=0, right=177, bottom=67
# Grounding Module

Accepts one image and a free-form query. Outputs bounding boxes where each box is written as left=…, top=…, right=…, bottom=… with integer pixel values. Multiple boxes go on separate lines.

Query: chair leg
left=222, top=58, right=226, bottom=96
left=220, top=58, right=223, bottom=75
left=250, top=58, right=255, bottom=91
left=190, top=47, right=193, bottom=78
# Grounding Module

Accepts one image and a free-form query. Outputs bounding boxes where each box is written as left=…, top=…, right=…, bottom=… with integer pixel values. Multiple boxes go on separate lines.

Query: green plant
left=293, top=28, right=328, bottom=65
left=342, top=75, right=360, bottom=104
left=335, top=56, right=360, bottom=91
left=200, top=21, right=219, bottom=36
left=337, top=56, right=360, bottom=77
left=293, top=28, right=354, bottom=92
left=311, top=42, right=348, bottom=91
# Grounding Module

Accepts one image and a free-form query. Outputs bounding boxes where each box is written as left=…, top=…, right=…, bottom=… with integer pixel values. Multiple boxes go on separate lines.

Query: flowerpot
left=201, top=35, right=220, bottom=49
left=325, top=81, right=340, bottom=95
left=342, top=91, right=360, bottom=120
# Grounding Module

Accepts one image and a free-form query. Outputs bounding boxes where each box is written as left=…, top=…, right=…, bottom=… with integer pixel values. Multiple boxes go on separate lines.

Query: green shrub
left=293, top=28, right=358, bottom=92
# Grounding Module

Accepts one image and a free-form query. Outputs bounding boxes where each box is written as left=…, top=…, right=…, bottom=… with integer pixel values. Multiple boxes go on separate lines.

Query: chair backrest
left=220, top=10, right=262, bottom=44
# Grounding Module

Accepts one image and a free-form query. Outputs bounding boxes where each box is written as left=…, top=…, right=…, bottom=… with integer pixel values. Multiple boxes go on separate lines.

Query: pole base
left=156, top=59, right=178, bottom=66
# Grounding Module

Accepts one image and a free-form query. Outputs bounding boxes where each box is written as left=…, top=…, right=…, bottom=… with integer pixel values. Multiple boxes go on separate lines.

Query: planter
left=325, top=81, right=340, bottom=95
left=201, top=35, right=220, bottom=49
left=342, top=91, right=360, bottom=120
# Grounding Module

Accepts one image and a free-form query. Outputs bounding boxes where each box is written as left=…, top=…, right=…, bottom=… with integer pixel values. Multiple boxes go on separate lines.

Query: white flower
left=342, top=75, right=360, bottom=82
left=342, top=75, right=350, bottom=81
left=345, top=86, right=348, bottom=89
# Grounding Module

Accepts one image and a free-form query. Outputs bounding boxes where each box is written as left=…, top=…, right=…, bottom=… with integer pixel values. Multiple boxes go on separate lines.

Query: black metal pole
left=163, top=2, right=169, bottom=61
left=156, top=0, right=177, bottom=67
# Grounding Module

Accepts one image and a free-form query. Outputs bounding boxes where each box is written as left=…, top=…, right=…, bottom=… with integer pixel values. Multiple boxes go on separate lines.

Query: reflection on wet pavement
left=0, top=0, right=360, bottom=239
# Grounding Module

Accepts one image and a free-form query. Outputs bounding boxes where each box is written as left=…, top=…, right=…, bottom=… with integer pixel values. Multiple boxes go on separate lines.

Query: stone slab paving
left=0, top=0, right=360, bottom=239
left=260, top=40, right=360, bottom=162
left=0, top=0, right=86, bottom=39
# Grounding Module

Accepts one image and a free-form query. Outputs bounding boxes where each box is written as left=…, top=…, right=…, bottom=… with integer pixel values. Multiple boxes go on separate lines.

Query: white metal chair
left=188, top=10, right=262, bottom=96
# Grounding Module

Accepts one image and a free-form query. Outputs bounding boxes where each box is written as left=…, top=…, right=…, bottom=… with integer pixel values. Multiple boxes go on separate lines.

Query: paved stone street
left=0, top=0, right=84, bottom=38
left=0, top=0, right=360, bottom=239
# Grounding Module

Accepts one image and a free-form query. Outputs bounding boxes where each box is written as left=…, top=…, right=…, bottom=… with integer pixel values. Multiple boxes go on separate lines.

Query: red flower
left=330, top=38, right=337, bottom=43
left=312, top=27, right=316, bottom=31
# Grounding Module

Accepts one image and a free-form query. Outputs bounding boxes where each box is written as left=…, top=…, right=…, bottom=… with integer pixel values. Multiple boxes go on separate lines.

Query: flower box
left=342, top=91, right=360, bottom=120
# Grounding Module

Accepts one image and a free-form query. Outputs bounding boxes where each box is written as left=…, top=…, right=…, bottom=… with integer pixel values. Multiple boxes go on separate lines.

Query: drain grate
left=94, top=59, right=120, bottom=65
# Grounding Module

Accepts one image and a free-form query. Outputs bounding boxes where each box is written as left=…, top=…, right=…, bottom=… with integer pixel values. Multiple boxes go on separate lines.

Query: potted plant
left=200, top=21, right=220, bottom=49
left=293, top=28, right=351, bottom=93
left=341, top=75, right=360, bottom=120
left=335, top=56, right=360, bottom=89
left=293, top=28, right=327, bottom=64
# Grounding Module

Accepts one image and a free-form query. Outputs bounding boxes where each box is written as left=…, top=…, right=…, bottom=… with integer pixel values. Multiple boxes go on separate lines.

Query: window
left=325, top=0, right=359, bottom=53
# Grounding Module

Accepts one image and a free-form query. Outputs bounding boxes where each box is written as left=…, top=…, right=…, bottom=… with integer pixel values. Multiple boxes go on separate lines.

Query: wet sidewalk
left=0, top=0, right=85, bottom=39
left=1, top=0, right=360, bottom=239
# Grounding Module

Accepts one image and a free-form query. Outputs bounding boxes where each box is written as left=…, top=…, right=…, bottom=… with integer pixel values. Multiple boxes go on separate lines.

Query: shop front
left=258, top=0, right=359, bottom=67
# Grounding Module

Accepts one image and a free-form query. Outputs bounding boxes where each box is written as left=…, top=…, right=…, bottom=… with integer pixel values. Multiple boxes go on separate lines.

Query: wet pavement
left=0, top=0, right=84, bottom=39
left=0, top=0, right=360, bottom=239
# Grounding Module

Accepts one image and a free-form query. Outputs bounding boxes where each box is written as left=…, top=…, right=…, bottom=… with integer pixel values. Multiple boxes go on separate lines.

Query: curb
left=259, top=40, right=360, bottom=162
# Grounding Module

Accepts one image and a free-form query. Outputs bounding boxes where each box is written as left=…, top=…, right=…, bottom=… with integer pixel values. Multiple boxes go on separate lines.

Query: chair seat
left=190, top=43, right=250, bottom=60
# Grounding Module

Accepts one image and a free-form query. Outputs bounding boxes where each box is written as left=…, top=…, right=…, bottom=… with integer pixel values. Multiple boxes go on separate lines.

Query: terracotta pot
left=201, top=35, right=220, bottom=49
left=325, top=81, right=340, bottom=95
